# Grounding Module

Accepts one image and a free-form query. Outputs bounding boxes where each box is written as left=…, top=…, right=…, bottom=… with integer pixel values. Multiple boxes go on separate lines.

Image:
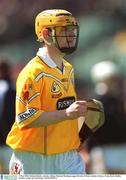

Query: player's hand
left=66, top=101, right=87, bottom=119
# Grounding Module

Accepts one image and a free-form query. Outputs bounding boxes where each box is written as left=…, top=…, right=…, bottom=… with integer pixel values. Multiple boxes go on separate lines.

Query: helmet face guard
left=51, top=25, right=79, bottom=54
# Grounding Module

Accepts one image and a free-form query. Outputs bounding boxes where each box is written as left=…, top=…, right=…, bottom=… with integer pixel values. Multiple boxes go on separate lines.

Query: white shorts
left=9, top=150, right=86, bottom=174
left=0, top=145, right=12, bottom=173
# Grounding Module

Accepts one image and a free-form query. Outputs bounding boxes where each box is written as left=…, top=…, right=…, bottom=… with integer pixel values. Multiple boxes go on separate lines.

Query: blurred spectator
left=89, top=60, right=126, bottom=146
left=85, top=60, right=126, bottom=173
left=0, top=58, right=15, bottom=173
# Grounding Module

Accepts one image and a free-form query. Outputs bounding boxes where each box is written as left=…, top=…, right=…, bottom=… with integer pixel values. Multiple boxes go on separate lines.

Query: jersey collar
left=36, top=47, right=57, bottom=68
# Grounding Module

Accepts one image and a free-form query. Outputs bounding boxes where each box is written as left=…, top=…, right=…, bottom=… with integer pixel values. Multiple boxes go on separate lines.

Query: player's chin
left=62, top=43, right=76, bottom=48
left=68, top=39, right=76, bottom=45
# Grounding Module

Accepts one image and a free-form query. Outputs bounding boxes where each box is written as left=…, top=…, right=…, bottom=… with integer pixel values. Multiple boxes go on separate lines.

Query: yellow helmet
left=35, top=9, right=78, bottom=41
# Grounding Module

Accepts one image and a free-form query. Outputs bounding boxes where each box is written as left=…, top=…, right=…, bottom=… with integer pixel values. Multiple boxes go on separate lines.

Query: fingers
left=66, top=100, right=87, bottom=119
left=76, top=102, right=87, bottom=116
left=75, top=101, right=87, bottom=111
left=76, top=101, right=87, bottom=105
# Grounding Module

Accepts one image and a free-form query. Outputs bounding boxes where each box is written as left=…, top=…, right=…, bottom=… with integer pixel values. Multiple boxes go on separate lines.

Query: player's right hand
left=66, top=101, right=87, bottom=120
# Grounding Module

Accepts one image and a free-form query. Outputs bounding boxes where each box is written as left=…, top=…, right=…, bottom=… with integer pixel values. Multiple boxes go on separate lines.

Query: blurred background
left=1, top=0, right=126, bottom=174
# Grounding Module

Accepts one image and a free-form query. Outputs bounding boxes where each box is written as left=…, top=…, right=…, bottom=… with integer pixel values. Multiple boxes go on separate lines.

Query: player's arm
left=16, top=71, right=87, bottom=129
left=27, top=101, right=87, bottom=128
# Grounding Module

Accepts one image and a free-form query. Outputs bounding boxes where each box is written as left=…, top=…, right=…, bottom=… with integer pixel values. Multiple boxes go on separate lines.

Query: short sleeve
left=15, top=75, right=44, bottom=129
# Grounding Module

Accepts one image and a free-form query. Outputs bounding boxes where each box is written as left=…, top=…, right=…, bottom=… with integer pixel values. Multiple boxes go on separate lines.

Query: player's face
left=55, top=25, right=78, bottom=48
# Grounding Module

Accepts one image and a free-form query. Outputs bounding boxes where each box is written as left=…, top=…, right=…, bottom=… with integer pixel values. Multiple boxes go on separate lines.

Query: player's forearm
left=27, top=110, right=69, bottom=128
left=26, top=100, right=87, bottom=128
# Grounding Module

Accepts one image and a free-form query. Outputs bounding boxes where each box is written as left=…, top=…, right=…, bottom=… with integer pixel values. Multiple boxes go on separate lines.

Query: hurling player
left=6, top=9, right=87, bottom=174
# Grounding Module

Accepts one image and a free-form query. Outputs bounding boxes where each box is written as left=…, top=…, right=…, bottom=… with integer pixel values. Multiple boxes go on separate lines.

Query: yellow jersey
left=6, top=48, right=80, bottom=155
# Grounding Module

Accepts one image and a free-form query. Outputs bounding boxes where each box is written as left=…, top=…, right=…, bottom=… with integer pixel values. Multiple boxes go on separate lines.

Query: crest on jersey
left=10, top=161, right=23, bottom=174
left=51, top=81, right=62, bottom=98
left=51, top=81, right=60, bottom=93
left=21, top=83, right=33, bottom=101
